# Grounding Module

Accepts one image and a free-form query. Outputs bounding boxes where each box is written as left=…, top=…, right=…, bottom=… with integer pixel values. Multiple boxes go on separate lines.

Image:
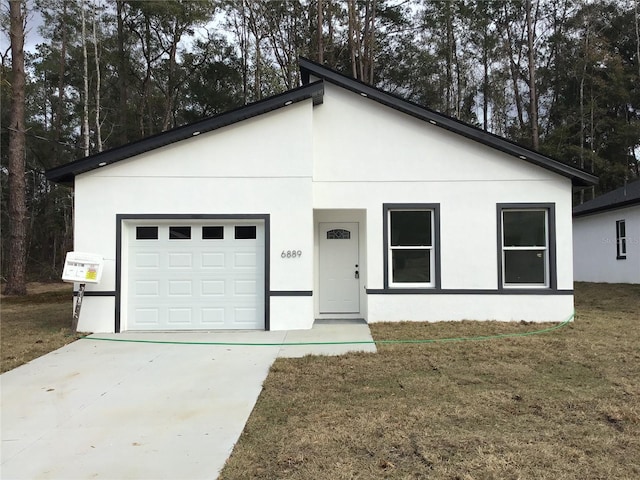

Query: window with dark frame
left=327, top=229, right=351, bottom=239
left=202, top=226, right=224, bottom=240
left=235, top=225, right=257, bottom=239
left=388, top=209, right=435, bottom=286
left=169, top=226, right=191, bottom=240
left=136, top=226, right=158, bottom=240
left=500, top=209, right=548, bottom=286
left=616, top=220, right=627, bottom=259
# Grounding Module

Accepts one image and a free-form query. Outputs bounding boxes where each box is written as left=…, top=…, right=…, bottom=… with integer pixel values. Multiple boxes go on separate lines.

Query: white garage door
left=126, top=220, right=265, bottom=330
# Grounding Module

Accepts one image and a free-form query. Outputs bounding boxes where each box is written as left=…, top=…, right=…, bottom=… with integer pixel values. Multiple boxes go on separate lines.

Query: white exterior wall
left=367, top=295, right=574, bottom=323
left=573, top=205, right=640, bottom=284
left=71, top=82, right=579, bottom=332
left=74, top=102, right=315, bottom=332
left=312, top=84, right=575, bottom=322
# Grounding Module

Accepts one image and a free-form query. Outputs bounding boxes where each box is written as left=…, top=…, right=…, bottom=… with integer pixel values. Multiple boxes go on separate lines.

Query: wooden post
left=72, top=283, right=86, bottom=331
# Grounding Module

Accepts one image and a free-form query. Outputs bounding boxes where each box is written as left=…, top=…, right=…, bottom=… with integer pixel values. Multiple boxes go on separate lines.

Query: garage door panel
left=201, top=280, right=225, bottom=296
left=202, top=252, right=225, bottom=268
left=168, top=308, right=192, bottom=324
left=134, top=308, right=160, bottom=325
left=135, top=253, right=160, bottom=268
left=168, top=252, right=192, bottom=268
left=127, top=220, right=264, bottom=330
left=135, top=280, right=160, bottom=296
left=234, top=308, right=259, bottom=324
left=234, top=252, right=257, bottom=267
left=234, top=280, right=257, bottom=295
left=202, top=308, right=225, bottom=326
left=168, top=280, right=192, bottom=296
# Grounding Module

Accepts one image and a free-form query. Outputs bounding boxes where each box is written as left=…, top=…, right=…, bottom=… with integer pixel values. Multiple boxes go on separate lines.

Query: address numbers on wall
left=281, top=250, right=302, bottom=258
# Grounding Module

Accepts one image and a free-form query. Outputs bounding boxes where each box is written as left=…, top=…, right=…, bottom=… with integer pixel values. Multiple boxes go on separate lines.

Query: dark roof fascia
left=573, top=198, right=640, bottom=217
left=573, top=179, right=640, bottom=217
left=45, top=80, right=325, bottom=185
left=299, top=57, right=598, bottom=187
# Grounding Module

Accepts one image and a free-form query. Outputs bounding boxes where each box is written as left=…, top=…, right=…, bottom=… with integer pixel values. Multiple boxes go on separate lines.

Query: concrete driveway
left=1, top=322, right=375, bottom=479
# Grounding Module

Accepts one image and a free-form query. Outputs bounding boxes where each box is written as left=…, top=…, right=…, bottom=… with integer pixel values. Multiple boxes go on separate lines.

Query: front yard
left=2, top=282, right=638, bottom=478
left=220, top=283, right=640, bottom=479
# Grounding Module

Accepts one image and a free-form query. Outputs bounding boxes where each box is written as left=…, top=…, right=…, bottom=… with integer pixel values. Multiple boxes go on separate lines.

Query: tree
left=4, top=0, right=27, bottom=295
left=525, top=0, right=540, bottom=149
left=542, top=0, right=640, bottom=198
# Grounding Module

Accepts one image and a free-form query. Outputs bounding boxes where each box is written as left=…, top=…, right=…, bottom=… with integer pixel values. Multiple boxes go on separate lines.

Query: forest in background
left=1, top=0, right=639, bottom=281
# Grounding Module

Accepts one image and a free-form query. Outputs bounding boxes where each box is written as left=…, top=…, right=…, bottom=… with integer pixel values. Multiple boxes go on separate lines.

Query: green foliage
left=2, top=0, right=639, bottom=280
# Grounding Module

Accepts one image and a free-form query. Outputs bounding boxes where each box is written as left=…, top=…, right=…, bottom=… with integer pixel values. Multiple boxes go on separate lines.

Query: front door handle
left=355, top=270, right=359, bottom=279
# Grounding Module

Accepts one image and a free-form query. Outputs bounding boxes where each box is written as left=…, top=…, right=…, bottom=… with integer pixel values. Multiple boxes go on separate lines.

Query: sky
left=0, top=1, right=45, bottom=54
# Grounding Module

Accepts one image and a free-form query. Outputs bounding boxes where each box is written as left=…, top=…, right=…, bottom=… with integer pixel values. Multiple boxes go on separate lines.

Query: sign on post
left=62, top=252, right=104, bottom=284
left=62, top=252, right=104, bottom=331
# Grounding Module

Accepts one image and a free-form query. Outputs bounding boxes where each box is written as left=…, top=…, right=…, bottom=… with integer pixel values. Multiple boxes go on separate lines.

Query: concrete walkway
left=1, top=322, right=376, bottom=480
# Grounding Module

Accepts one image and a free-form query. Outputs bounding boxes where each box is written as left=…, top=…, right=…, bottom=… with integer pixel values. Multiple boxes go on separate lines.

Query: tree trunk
left=81, top=0, right=90, bottom=156
left=327, top=0, right=334, bottom=67
left=317, top=0, right=323, bottom=63
left=445, top=0, right=454, bottom=115
left=482, top=10, right=489, bottom=131
left=589, top=85, right=595, bottom=200
left=348, top=0, right=357, bottom=78
left=5, top=0, right=28, bottom=296
left=162, top=23, right=179, bottom=131
left=117, top=0, right=128, bottom=144
left=502, top=4, right=526, bottom=132
left=241, top=0, right=248, bottom=103
left=526, top=0, right=539, bottom=149
left=635, top=0, right=640, bottom=78
left=368, top=0, right=376, bottom=83
left=355, top=2, right=364, bottom=80
left=579, top=64, right=586, bottom=204
left=254, top=38, right=261, bottom=100
left=92, top=0, right=103, bottom=152
left=54, top=0, right=67, bottom=160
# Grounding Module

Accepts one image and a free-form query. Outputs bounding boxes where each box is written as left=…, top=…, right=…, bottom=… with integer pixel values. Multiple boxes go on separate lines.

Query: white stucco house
left=46, top=58, right=597, bottom=333
left=573, top=179, right=640, bottom=284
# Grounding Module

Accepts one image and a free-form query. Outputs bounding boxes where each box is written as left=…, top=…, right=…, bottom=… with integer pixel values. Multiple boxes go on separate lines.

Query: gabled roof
left=299, top=57, right=598, bottom=187
left=573, top=179, right=640, bottom=217
left=45, top=81, right=324, bottom=184
left=47, top=59, right=598, bottom=187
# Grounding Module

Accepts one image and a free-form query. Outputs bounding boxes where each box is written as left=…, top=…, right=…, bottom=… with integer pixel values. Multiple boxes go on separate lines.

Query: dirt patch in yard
left=220, top=283, right=640, bottom=479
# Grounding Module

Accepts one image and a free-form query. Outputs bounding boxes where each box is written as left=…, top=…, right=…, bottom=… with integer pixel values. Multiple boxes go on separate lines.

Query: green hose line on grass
left=82, top=311, right=574, bottom=347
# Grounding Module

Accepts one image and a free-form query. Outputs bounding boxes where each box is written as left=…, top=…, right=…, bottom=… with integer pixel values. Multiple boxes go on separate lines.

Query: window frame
left=168, top=226, right=191, bottom=240
left=383, top=203, right=441, bottom=289
left=135, top=226, right=158, bottom=240
left=235, top=225, right=257, bottom=240
left=497, top=203, right=556, bottom=290
left=616, top=219, right=627, bottom=260
left=202, top=226, right=224, bottom=240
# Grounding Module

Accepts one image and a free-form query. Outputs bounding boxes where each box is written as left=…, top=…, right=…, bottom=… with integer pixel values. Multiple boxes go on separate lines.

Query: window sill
left=501, top=284, right=550, bottom=289
left=367, top=288, right=573, bottom=295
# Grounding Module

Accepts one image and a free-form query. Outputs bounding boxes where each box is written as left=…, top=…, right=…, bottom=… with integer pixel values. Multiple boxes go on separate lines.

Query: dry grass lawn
left=220, top=283, right=640, bottom=479
left=1, top=282, right=83, bottom=373
left=1, top=282, right=638, bottom=478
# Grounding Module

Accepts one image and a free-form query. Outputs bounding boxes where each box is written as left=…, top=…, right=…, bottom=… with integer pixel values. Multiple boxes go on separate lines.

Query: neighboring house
left=46, top=58, right=597, bottom=333
left=573, top=179, right=640, bottom=284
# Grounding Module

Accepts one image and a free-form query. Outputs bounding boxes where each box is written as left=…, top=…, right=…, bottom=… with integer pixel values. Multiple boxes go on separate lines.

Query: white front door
left=319, top=222, right=360, bottom=314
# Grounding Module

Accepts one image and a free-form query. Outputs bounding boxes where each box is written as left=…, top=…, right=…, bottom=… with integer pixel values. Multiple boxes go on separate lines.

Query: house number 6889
left=281, top=250, right=302, bottom=258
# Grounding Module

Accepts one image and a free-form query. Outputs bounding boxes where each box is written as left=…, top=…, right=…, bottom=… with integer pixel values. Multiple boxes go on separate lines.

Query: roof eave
left=299, top=57, right=598, bottom=187
left=45, top=81, right=325, bottom=185
left=573, top=198, right=640, bottom=217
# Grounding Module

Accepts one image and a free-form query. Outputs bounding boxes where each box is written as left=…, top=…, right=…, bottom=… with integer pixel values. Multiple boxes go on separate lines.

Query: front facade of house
left=573, top=180, right=640, bottom=284
left=47, top=59, right=596, bottom=333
